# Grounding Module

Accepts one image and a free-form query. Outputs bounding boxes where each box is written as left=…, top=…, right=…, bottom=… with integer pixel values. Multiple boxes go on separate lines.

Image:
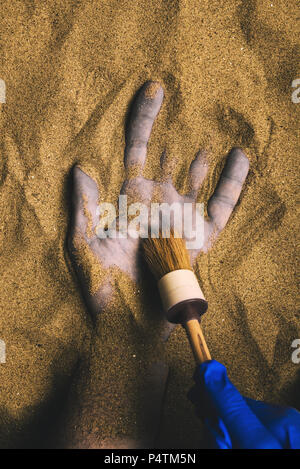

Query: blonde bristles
left=143, top=232, right=192, bottom=280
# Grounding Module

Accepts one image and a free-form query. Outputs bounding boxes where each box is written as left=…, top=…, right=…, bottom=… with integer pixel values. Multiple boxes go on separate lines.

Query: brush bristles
left=143, top=232, right=192, bottom=280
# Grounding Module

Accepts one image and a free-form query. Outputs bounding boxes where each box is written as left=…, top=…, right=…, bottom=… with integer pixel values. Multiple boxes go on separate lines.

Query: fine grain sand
left=0, top=0, right=299, bottom=448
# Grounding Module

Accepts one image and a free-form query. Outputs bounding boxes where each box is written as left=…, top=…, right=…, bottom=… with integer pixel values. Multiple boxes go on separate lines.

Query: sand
left=0, top=0, right=299, bottom=448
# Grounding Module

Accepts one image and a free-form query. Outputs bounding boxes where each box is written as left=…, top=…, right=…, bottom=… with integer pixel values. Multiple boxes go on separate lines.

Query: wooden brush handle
left=184, top=319, right=211, bottom=364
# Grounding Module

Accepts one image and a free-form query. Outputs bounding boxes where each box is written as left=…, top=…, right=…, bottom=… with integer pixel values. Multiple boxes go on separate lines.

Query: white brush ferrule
left=158, top=269, right=206, bottom=313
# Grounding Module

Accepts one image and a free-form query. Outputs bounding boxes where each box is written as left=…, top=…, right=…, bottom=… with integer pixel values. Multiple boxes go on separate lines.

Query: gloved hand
left=188, top=360, right=300, bottom=449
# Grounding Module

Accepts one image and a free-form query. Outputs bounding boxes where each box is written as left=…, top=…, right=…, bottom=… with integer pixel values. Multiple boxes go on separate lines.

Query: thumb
left=70, top=166, right=100, bottom=240
left=195, top=360, right=281, bottom=449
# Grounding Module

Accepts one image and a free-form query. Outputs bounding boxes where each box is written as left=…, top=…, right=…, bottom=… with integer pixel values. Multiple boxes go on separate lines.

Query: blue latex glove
left=188, top=360, right=300, bottom=449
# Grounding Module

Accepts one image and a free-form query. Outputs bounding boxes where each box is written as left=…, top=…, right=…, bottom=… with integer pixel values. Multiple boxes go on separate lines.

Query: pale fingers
left=124, top=81, right=164, bottom=174
left=207, top=148, right=249, bottom=231
left=188, top=150, right=209, bottom=198
left=70, top=166, right=100, bottom=241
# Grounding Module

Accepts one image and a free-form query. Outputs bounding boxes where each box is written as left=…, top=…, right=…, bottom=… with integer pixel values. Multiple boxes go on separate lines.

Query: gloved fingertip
left=194, top=360, right=227, bottom=388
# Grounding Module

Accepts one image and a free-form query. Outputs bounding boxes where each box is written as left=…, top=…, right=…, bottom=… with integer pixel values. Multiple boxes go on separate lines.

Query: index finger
left=207, top=148, right=249, bottom=231
left=124, top=81, right=164, bottom=174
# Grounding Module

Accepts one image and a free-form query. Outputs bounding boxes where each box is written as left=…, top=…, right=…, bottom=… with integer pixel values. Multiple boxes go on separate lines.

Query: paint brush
left=143, top=232, right=211, bottom=364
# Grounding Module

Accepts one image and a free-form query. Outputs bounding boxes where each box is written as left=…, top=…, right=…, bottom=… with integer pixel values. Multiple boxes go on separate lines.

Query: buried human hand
left=68, top=81, right=249, bottom=319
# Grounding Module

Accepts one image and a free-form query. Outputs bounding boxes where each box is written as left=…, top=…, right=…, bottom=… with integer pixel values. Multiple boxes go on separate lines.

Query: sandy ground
left=0, top=0, right=299, bottom=448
